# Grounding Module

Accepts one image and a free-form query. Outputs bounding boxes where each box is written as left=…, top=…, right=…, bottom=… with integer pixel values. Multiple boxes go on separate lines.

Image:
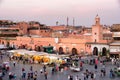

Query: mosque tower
left=95, top=14, right=100, bottom=25
left=92, top=14, right=103, bottom=42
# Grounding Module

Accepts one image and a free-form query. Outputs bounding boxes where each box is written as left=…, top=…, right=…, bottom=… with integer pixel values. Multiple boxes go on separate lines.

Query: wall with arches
left=91, top=44, right=109, bottom=56
left=1, top=36, right=87, bottom=54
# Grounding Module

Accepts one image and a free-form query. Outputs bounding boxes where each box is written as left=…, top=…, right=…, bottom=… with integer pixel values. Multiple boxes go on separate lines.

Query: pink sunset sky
left=0, top=0, right=120, bottom=26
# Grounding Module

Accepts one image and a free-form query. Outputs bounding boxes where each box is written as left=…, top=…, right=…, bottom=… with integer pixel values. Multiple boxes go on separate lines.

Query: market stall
left=32, top=52, right=49, bottom=63
left=7, top=49, right=26, bottom=58
left=7, top=49, right=66, bottom=65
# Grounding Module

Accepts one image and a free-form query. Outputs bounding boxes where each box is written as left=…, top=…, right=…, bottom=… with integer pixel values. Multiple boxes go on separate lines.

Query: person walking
left=103, top=69, right=106, bottom=77
left=40, top=69, right=43, bottom=74
left=27, top=72, right=31, bottom=80
left=111, top=58, right=114, bottom=65
left=90, top=72, right=94, bottom=80
left=51, top=67, right=54, bottom=75
left=30, top=66, right=33, bottom=71
left=109, top=69, right=113, bottom=78
left=86, top=69, right=89, bottom=79
left=64, top=66, right=68, bottom=75
left=30, top=71, right=33, bottom=79
left=80, top=61, right=83, bottom=71
left=83, top=73, right=87, bottom=80
left=13, top=61, right=16, bottom=67
left=33, top=71, right=37, bottom=80
left=75, top=75, right=79, bottom=80
left=100, top=69, right=103, bottom=77
left=94, top=64, right=97, bottom=72
left=44, top=71, right=48, bottom=80
left=69, top=75, right=73, bottom=80
left=43, top=65, right=46, bottom=72
left=68, top=74, right=70, bottom=80
left=22, top=69, right=26, bottom=79
left=95, top=58, right=98, bottom=65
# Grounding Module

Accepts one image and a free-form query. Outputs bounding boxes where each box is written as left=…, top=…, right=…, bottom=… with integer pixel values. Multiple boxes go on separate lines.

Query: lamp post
left=99, top=48, right=102, bottom=57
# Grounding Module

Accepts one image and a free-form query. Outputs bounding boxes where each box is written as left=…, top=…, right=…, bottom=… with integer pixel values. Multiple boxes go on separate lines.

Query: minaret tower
left=92, top=14, right=103, bottom=42
left=95, top=14, right=100, bottom=25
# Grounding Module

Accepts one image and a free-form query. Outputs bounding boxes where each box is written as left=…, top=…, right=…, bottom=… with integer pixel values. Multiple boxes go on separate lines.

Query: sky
left=0, top=0, right=120, bottom=27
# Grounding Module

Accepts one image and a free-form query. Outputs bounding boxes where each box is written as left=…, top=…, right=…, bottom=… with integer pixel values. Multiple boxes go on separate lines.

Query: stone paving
left=0, top=54, right=120, bottom=80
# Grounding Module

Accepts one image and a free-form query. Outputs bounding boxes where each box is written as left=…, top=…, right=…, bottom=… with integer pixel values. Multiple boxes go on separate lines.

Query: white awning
left=0, top=44, right=7, bottom=49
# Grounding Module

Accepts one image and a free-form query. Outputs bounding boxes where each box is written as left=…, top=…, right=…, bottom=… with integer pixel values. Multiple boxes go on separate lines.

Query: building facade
left=0, top=15, right=118, bottom=57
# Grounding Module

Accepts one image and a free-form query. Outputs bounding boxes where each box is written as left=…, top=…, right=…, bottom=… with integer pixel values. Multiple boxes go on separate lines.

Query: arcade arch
left=72, top=48, right=78, bottom=55
left=6, top=42, right=10, bottom=47
left=93, top=47, right=98, bottom=56
left=37, top=46, right=42, bottom=52
left=59, top=47, right=64, bottom=54
left=102, top=47, right=107, bottom=56
left=2, top=41, right=4, bottom=44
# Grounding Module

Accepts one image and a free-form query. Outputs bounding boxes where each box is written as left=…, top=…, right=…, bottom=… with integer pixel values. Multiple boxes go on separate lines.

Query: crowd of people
left=0, top=50, right=120, bottom=80
left=66, top=57, right=120, bottom=80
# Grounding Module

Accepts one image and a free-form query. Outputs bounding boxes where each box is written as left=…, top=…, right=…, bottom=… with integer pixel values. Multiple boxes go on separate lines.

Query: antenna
left=67, top=17, right=69, bottom=26
left=56, top=21, right=58, bottom=26
left=73, top=18, right=75, bottom=27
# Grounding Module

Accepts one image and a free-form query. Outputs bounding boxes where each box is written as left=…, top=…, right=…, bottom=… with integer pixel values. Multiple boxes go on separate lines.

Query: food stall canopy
left=37, top=52, right=49, bottom=55
left=24, top=51, right=37, bottom=56
left=8, top=49, right=28, bottom=55
left=8, top=49, right=49, bottom=56
left=8, top=49, right=27, bottom=52
left=7, top=50, right=15, bottom=53
left=7, top=49, right=67, bottom=64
